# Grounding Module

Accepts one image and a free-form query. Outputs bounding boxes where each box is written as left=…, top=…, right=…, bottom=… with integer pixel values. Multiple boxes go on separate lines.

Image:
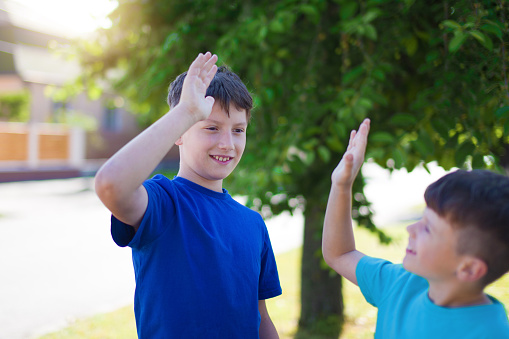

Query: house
left=0, top=0, right=177, bottom=182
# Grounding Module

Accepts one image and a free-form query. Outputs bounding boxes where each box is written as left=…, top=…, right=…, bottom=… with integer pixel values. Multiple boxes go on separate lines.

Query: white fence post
left=27, top=123, right=39, bottom=168
left=69, top=127, right=85, bottom=167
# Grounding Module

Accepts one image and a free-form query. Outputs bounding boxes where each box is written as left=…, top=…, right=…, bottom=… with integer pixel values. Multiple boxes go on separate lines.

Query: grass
left=39, top=224, right=509, bottom=339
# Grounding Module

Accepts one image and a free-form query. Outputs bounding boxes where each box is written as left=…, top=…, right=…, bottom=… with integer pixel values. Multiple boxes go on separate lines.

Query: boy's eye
left=234, top=128, right=245, bottom=133
left=206, top=127, right=218, bottom=131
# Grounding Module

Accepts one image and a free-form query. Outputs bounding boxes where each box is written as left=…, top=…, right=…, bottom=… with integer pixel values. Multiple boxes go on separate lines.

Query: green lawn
left=39, top=224, right=509, bottom=339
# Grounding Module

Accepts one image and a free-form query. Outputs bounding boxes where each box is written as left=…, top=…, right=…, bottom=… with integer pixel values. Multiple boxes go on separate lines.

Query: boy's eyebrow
left=205, top=118, right=247, bottom=127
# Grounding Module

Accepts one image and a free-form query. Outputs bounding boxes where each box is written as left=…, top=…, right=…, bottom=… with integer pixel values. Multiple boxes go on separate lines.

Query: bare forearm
left=95, top=105, right=196, bottom=201
left=259, top=316, right=279, bottom=339
left=322, top=184, right=356, bottom=261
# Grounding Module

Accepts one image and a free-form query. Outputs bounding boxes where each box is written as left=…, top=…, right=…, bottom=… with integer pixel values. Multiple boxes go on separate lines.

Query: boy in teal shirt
left=323, top=119, right=509, bottom=338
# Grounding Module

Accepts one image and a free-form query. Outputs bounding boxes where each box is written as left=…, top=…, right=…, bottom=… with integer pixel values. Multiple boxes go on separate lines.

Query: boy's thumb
left=205, top=96, right=215, bottom=105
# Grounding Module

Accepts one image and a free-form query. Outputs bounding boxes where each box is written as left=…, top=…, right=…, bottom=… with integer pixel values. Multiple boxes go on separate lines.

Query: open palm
left=331, top=119, right=370, bottom=188
left=179, top=52, right=218, bottom=121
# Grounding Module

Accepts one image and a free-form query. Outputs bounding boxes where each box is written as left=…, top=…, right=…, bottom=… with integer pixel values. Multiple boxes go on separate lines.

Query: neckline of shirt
left=173, top=176, right=231, bottom=200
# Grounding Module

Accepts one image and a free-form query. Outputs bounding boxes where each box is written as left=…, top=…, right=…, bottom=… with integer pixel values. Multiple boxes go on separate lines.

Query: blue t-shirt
left=356, top=256, right=509, bottom=338
left=111, top=175, right=282, bottom=338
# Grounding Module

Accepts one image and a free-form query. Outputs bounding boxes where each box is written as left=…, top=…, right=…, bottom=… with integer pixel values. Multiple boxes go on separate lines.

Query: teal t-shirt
left=357, top=256, right=509, bottom=339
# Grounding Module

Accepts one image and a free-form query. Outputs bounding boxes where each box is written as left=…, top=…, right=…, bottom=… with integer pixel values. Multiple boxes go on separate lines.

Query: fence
left=0, top=122, right=85, bottom=169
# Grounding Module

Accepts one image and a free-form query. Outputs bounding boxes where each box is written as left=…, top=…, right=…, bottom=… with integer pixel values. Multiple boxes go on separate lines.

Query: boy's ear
left=456, top=257, right=488, bottom=282
left=175, top=136, right=183, bottom=146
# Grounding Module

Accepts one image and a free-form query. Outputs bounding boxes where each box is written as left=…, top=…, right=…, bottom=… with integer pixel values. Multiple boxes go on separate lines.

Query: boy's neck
left=427, top=282, right=491, bottom=307
left=176, top=171, right=224, bottom=193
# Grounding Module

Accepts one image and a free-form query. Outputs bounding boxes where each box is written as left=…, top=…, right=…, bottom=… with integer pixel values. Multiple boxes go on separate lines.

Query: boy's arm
left=94, top=52, right=218, bottom=230
left=258, top=300, right=279, bottom=339
left=322, top=119, right=370, bottom=286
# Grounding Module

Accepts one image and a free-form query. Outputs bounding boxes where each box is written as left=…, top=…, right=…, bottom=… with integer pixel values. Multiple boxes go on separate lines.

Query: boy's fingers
left=199, top=53, right=218, bottom=79
left=203, top=53, right=218, bottom=70
left=347, top=130, right=356, bottom=151
left=188, top=53, right=206, bottom=76
left=203, top=65, right=218, bottom=87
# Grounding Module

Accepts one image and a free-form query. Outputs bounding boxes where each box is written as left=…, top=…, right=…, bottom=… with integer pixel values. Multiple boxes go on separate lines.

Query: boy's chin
left=402, top=256, right=414, bottom=272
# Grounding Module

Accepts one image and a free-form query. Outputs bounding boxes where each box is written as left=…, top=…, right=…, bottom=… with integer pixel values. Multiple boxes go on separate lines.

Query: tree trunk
left=297, top=199, right=343, bottom=338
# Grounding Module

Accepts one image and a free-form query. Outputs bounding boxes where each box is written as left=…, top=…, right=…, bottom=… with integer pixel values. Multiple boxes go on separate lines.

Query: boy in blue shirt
left=95, top=52, right=282, bottom=338
left=322, top=119, right=509, bottom=338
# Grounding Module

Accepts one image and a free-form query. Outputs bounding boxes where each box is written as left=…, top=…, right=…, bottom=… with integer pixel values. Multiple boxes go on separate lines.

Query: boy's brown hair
left=424, top=169, right=509, bottom=285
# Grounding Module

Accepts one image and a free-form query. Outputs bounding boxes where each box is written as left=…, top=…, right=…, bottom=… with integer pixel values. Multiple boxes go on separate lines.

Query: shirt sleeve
left=258, top=225, right=283, bottom=300
left=356, top=256, right=407, bottom=307
left=110, top=175, right=176, bottom=249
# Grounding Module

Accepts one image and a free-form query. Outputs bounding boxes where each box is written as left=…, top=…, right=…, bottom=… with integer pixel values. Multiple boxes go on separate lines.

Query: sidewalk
left=0, top=178, right=135, bottom=339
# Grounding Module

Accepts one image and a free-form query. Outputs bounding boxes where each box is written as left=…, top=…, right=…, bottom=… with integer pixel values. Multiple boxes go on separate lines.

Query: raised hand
left=179, top=52, right=218, bottom=121
left=331, top=119, right=370, bottom=188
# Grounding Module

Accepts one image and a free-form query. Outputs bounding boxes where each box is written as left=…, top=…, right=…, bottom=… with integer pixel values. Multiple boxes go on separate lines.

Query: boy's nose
left=218, top=131, right=234, bottom=150
left=406, top=222, right=417, bottom=237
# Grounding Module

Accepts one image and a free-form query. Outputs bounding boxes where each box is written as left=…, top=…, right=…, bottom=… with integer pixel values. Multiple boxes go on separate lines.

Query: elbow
left=94, top=167, right=118, bottom=205
left=322, top=245, right=335, bottom=268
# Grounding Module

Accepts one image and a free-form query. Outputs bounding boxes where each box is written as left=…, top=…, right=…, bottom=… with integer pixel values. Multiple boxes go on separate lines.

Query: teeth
left=214, top=156, right=230, bottom=162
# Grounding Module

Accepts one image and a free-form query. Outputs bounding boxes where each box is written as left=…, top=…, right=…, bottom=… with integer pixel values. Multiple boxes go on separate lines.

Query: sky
left=4, top=0, right=118, bottom=37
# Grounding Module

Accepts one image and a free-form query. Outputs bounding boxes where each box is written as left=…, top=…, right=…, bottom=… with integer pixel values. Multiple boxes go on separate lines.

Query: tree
left=76, top=0, right=509, bottom=336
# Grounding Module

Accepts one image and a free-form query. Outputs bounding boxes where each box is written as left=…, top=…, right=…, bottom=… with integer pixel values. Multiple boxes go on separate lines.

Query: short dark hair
left=167, top=65, right=253, bottom=120
left=424, top=169, right=509, bottom=285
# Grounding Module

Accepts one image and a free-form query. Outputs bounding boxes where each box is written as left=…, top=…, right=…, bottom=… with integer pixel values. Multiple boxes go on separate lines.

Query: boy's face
left=403, top=207, right=463, bottom=282
left=176, top=102, right=247, bottom=192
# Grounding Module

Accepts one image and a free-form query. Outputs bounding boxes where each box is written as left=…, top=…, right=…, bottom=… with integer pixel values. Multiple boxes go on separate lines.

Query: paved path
left=0, top=163, right=447, bottom=339
left=0, top=178, right=135, bottom=339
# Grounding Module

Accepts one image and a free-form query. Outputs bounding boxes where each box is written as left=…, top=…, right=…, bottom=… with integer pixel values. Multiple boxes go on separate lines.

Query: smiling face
left=176, top=102, right=247, bottom=192
left=403, top=207, right=463, bottom=283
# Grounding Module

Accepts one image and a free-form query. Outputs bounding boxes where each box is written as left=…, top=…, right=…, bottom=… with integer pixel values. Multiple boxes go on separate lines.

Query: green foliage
left=75, top=0, right=509, bottom=334
left=0, top=91, right=30, bottom=122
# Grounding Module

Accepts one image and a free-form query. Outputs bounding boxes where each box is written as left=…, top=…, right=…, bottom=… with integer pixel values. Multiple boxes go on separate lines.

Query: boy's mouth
left=211, top=155, right=233, bottom=163
left=406, top=248, right=416, bottom=255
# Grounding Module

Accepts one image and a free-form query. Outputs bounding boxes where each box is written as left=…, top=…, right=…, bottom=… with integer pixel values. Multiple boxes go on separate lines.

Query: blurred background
left=1, top=0, right=508, bottom=338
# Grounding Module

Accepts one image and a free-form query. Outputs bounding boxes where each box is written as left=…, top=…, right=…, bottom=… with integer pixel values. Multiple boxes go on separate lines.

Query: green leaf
left=389, top=113, right=418, bottom=126
left=371, top=69, right=385, bottom=81
left=163, top=33, right=179, bottom=52
left=495, top=106, right=509, bottom=118
left=370, top=132, right=395, bottom=144
left=455, top=141, right=476, bottom=166
left=403, top=36, right=418, bottom=55
left=303, top=150, right=315, bottom=166
left=300, top=5, right=320, bottom=24
left=442, top=20, right=462, bottom=29
left=449, top=32, right=467, bottom=52
left=357, top=97, right=373, bottom=109
left=471, top=153, right=485, bottom=169
left=340, top=2, right=358, bottom=20
left=469, top=30, right=493, bottom=51
left=317, top=145, right=331, bottom=163
left=326, top=135, right=344, bottom=152
left=363, top=24, right=377, bottom=40
left=302, top=138, right=319, bottom=150
left=362, top=10, right=380, bottom=24
left=430, top=118, right=451, bottom=140
left=411, top=131, right=434, bottom=157
left=269, top=18, right=285, bottom=33
left=480, top=23, right=502, bottom=39
left=342, top=66, right=364, bottom=85
left=392, top=148, right=406, bottom=168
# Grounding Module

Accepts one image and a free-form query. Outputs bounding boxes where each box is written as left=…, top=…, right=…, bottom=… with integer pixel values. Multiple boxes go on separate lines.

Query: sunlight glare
left=6, top=0, right=118, bottom=36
